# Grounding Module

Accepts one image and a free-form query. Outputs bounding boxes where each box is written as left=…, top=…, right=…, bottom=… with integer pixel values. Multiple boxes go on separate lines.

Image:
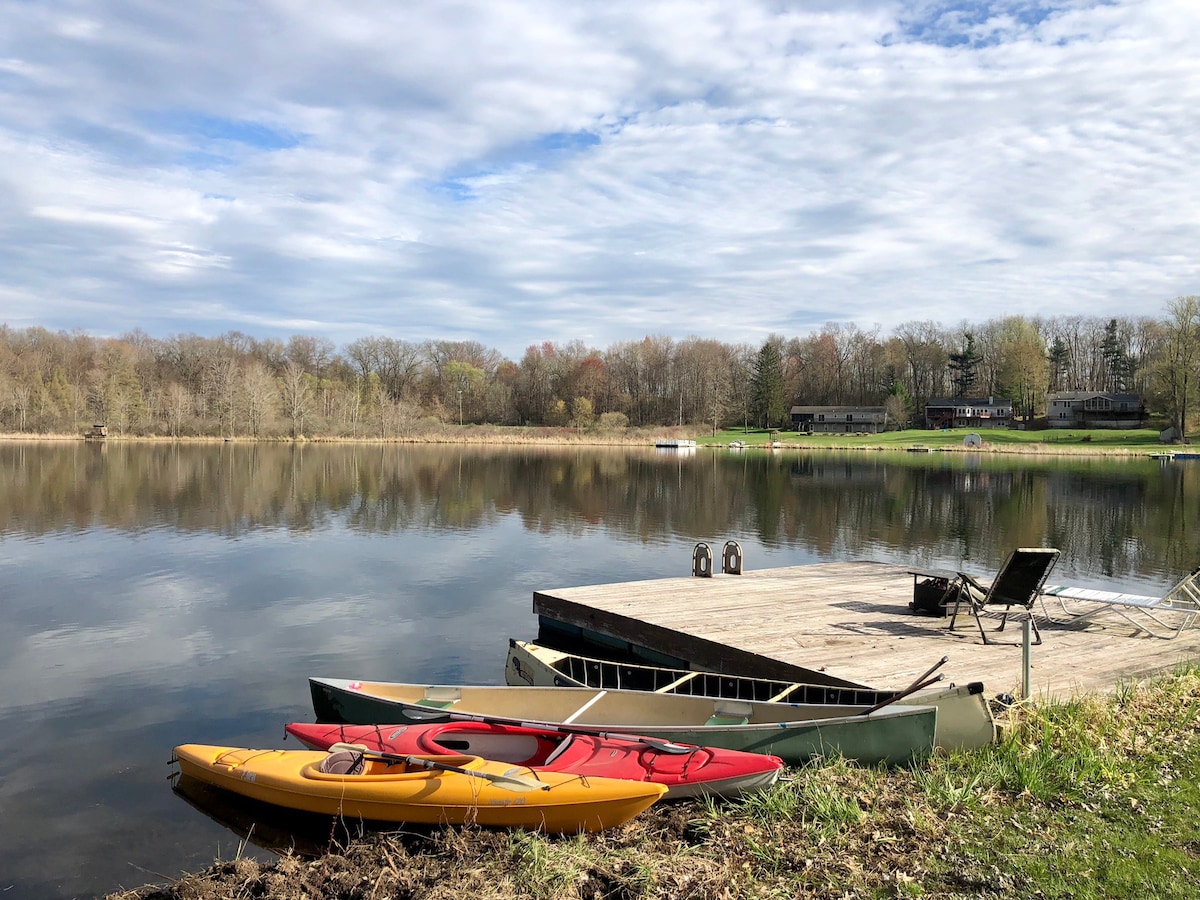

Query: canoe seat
left=706, top=700, right=753, bottom=727
left=418, top=686, right=463, bottom=709
left=320, top=749, right=365, bottom=775
left=705, top=713, right=750, bottom=726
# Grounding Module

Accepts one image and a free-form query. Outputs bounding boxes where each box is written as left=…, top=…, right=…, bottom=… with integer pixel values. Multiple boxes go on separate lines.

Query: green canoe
left=309, top=677, right=937, bottom=765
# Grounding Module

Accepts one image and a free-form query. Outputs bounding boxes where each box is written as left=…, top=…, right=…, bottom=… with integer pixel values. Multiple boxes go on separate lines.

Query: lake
left=0, top=441, right=1194, bottom=899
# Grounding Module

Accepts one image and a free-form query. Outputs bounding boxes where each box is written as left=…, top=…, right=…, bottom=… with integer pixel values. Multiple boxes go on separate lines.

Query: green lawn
left=701, top=426, right=1176, bottom=453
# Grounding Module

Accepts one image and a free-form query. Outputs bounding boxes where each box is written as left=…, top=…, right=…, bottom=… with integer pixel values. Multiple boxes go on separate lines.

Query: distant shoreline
left=0, top=429, right=1180, bottom=456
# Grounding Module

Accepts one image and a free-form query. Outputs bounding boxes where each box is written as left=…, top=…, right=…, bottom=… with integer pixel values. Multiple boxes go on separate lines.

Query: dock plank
left=533, top=562, right=1200, bottom=699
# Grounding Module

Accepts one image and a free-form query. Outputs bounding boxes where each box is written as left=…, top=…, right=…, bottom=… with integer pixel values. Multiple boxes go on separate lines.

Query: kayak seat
left=542, top=736, right=575, bottom=765
left=320, top=749, right=366, bottom=775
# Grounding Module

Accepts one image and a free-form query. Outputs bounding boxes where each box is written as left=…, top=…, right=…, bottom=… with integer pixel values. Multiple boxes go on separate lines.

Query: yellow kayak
left=173, top=744, right=666, bottom=834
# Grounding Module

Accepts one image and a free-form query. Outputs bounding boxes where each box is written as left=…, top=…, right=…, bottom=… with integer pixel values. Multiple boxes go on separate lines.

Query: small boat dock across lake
left=531, top=559, right=1200, bottom=700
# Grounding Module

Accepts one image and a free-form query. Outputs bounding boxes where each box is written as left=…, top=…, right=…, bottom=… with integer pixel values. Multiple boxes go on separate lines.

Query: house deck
left=532, top=561, right=1200, bottom=699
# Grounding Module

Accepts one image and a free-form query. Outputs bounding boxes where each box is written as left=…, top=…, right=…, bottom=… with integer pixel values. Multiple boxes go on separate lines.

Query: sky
left=1, top=0, right=1197, bottom=361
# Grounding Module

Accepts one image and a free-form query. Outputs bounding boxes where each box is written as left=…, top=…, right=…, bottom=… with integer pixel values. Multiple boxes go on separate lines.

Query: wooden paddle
left=412, top=710, right=701, bottom=755
left=327, top=742, right=551, bottom=792
left=899, top=656, right=949, bottom=695
left=858, top=673, right=945, bottom=715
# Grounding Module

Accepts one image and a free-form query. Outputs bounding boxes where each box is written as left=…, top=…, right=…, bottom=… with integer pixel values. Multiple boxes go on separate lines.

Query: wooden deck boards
left=533, top=562, right=1200, bottom=700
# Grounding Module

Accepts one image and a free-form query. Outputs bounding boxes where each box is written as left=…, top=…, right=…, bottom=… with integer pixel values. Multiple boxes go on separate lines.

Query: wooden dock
left=533, top=561, right=1200, bottom=700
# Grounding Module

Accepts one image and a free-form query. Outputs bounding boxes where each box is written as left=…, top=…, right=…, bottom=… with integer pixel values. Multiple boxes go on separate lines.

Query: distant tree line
left=1, top=297, right=1197, bottom=438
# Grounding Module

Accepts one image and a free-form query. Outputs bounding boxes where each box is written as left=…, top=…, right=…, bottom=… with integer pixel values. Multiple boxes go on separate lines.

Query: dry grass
left=0, top=426, right=677, bottom=446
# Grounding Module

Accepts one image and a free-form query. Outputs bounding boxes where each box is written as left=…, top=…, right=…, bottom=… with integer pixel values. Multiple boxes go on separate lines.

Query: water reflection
left=0, top=443, right=1196, bottom=898
left=171, top=774, right=361, bottom=859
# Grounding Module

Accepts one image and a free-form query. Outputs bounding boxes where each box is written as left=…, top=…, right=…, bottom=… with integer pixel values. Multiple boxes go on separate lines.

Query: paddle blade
left=328, top=743, right=550, bottom=792
left=625, top=735, right=698, bottom=755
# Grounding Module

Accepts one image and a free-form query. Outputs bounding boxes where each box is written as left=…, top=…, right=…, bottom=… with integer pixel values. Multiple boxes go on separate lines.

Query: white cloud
left=0, top=0, right=1196, bottom=357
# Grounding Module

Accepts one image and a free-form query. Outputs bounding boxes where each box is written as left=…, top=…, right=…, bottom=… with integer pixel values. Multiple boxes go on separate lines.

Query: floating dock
left=532, top=561, right=1200, bottom=699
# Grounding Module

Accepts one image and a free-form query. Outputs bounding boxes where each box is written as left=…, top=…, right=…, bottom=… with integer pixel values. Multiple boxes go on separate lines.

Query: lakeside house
left=923, top=397, right=1013, bottom=430
left=790, top=405, right=888, bottom=434
left=1047, top=391, right=1147, bottom=429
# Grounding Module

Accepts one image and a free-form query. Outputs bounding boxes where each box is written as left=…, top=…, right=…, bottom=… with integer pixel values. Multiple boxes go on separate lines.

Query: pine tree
left=1047, top=337, right=1070, bottom=391
left=948, top=333, right=980, bottom=397
left=1100, top=319, right=1132, bottom=392
left=750, top=342, right=786, bottom=429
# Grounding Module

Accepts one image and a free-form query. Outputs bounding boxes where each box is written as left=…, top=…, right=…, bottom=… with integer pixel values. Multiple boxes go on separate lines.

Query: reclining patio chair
left=1041, top=565, right=1200, bottom=639
left=948, top=548, right=1061, bottom=645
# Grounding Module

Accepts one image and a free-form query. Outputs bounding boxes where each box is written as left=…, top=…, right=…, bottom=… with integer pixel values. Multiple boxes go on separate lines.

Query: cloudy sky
left=1, top=0, right=1196, bottom=360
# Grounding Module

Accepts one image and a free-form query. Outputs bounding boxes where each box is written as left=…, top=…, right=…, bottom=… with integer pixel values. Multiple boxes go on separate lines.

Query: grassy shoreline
left=108, top=668, right=1200, bottom=900
left=0, top=425, right=1190, bottom=455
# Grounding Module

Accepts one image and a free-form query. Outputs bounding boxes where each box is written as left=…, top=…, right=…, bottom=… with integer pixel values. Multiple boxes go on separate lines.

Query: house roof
left=1047, top=391, right=1141, bottom=403
left=790, top=405, right=885, bottom=414
left=926, top=397, right=1012, bottom=408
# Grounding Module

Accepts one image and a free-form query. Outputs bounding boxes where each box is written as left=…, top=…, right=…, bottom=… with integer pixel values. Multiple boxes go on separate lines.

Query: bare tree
left=278, top=361, right=314, bottom=438
left=8, top=381, right=31, bottom=431
left=892, top=322, right=951, bottom=409
left=204, top=355, right=238, bottom=438
left=164, top=382, right=193, bottom=437
left=238, top=360, right=278, bottom=437
left=994, top=317, right=1050, bottom=423
left=1155, top=296, right=1200, bottom=437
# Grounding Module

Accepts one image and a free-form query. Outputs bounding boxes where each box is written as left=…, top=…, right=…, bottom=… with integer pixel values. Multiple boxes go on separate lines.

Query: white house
left=923, top=397, right=1013, bottom=430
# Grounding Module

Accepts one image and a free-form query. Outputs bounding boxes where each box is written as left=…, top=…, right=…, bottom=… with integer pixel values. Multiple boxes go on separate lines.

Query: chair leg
left=1006, top=606, right=1043, bottom=644
left=984, top=608, right=1042, bottom=646
left=948, top=585, right=966, bottom=632
left=969, top=609, right=988, bottom=643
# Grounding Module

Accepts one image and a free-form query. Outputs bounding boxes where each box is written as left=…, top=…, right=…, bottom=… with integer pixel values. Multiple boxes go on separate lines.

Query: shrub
left=597, top=412, right=629, bottom=431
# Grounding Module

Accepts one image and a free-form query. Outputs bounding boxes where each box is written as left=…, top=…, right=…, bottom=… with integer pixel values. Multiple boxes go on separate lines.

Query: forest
left=1, top=296, right=1197, bottom=438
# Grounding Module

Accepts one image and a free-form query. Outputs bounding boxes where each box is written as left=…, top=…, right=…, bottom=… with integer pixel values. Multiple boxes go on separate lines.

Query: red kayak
left=284, top=720, right=784, bottom=799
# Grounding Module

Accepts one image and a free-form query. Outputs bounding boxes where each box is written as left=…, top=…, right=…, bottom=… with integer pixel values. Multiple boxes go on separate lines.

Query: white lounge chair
left=1042, top=566, right=1200, bottom=639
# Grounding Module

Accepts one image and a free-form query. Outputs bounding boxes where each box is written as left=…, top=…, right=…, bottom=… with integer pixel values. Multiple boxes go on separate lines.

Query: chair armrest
left=956, top=571, right=989, bottom=593
left=908, top=567, right=957, bottom=581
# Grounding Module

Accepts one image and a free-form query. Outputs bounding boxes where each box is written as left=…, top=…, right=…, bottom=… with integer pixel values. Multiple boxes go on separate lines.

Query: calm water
left=1, top=442, right=1195, bottom=898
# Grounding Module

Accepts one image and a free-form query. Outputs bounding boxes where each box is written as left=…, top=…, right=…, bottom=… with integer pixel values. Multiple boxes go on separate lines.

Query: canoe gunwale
left=309, top=676, right=939, bottom=765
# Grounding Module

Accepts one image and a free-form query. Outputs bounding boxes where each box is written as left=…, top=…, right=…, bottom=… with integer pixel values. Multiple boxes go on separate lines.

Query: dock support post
left=1021, top=620, right=1032, bottom=701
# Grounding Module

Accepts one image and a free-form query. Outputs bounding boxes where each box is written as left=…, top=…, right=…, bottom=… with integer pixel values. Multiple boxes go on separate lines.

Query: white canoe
left=504, top=639, right=998, bottom=751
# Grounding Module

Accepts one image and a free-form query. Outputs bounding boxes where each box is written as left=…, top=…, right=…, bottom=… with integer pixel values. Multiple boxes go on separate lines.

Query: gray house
left=1047, top=392, right=1146, bottom=428
left=791, top=406, right=888, bottom=434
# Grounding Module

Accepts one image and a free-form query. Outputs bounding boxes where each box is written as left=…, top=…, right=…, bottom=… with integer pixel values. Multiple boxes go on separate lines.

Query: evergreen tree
left=948, top=332, right=980, bottom=397
left=1047, top=336, right=1070, bottom=391
left=750, top=342, right=787, bottom=429
left=1100, top=319, right=1132, bottom=392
